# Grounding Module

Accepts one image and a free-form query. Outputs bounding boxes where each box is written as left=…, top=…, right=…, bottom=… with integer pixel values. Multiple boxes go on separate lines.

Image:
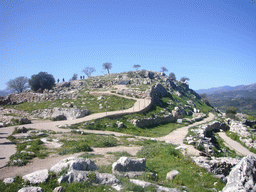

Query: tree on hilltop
left=102, top=63, right=112, bottom=74
left=6, top=76, right=29, bottom=93
left=70, top=73, right=78, bottom=81
left=29, top=72, right=55, bottom=93
left=82, top=67, right=96, bottom=78
left=133, top=64, right=141, bottom=71
left=180, top=77, right=190, bottom=82
left=161, top=66, right=168, bottom=73
left=169, top=72, right=176, bottom=81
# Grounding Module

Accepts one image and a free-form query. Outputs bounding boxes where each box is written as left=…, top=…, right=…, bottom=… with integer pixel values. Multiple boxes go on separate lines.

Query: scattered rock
left=116, top=121, right=124, bottom=128
left=3, top=177, right=14, bottom=184
left=22, top=169, right=49, bottom=184
left=53, top=186, right=65, bottom=192
left=166, top=170, right=179, bottom=180
left=18, top=187, right=43, bottom=192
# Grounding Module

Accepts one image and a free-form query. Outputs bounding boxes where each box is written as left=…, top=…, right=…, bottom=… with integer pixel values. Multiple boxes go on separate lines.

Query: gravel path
left=218, top=132, right=254, bottom=156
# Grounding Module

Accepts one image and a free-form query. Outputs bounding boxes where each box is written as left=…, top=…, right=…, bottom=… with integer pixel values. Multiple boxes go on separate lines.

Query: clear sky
left=1, top=0, right=255, bottom=91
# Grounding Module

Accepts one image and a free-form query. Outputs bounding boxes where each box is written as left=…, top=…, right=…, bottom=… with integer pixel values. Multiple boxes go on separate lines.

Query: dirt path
left=0, top=146, right=142, bottom=180
left=218, top=132, right=254, bottom=156
left=156, top=113, right=215, bottom=156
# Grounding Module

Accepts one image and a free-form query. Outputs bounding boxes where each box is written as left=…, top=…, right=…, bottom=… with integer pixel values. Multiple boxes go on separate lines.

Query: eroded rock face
left=222, top=155, right=256, bottom=192
left=22, top=169, right=49, bottom=184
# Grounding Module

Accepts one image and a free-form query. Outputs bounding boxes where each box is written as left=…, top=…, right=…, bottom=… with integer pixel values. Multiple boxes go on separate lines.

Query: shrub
left=29, top=72, right=55, bottom=92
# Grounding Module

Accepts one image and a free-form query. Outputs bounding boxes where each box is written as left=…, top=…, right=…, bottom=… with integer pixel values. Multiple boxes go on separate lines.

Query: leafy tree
left=226, top=106, right=238, bottom=120
left=71, top=73, right=78, bottom=81
left=161, top=66, right=168, bottom=73
left=169, top=72, right=176, bottom=81
left=133, top=64, right=141, bottom=71
left=180, top=77, right=190, bottom=82
left=29, top=72, right=55, bottom=93
left=6, top=76, right=29, bottom=93
left=82, top=67, right=96, bottom=78
left=102, top=62, right=112, bottom=74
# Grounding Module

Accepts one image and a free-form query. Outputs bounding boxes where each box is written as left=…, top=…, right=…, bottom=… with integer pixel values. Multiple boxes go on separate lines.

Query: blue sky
left=1, top=0, right=255, bottom=91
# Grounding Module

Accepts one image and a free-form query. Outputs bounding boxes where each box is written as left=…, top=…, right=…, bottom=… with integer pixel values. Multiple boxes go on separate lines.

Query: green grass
left=136, top=143, right=226, bottom=192
left=4, top=94, right=136, bottom=114
left=70, top=116, right=186, bottom=137
left=58, top=133, right=118, bottom=155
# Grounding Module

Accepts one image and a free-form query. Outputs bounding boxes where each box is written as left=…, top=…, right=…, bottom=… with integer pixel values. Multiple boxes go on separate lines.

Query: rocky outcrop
left=150, top=83, right=169, bottom=105
left=50, top=157, right=98, bottom=174
left=22, top=169, right=49, bottom=184
left=32, top=107, right=90, bottom=120
left=223, top=155, right=256, bottom=192
left=166, top=170, right=179, bottom=180
left=112, top=157, right=146, bottom=178
left=192, top=156, right=239, bottom=181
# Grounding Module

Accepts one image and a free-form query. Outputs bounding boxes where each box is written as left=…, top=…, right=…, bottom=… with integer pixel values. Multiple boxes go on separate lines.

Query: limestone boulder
left=22, top=169, right=49, bottom=184
left=3, top=177, right=14, bottom=184
left=18, top=187, right=43, bottom=192
left=166, top=170, right=179, bottom=180
left=112, top=157, right=146, bottom=173
left=50, top=157, right=98, bottom=174
left=223, top=155, right=256, bottom=192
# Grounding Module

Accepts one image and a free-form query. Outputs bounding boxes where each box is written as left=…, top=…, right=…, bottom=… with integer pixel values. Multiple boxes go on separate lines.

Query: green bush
left=29, top=72, right=55, bottom=92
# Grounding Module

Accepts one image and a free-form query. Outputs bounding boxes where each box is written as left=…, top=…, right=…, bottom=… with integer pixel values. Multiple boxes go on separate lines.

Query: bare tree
left=161, top=66, right=168, bottom=73
left=82, top=67, right=96, bottom=78
left=6, top=76, right=29, bottom=93
left=133, top=64, right=141, bottom=71
left=102, top=62, right=112, bottom=74
left=169, top=72, right=176, bottom=81
left=180, top=77, right=190, bottom=82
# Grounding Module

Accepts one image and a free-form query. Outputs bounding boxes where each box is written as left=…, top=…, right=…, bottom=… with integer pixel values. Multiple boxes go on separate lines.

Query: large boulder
left=112, top=157, right=146, bottom=178
left=22, top=169, right=48, bottom=184
left=50, top=157, right=98, bottom=173
left=223, top=155, right=256, bottom=192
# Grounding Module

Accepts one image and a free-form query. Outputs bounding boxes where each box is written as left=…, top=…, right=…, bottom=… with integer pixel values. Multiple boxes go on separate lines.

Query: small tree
left=133, top=64, right=141, bottom=71
left=29, top=72, right=55, bottom=93
left=6, top=76, right=29, bottom=93
left=169, top=72, right=176, bottom=81
left=71, top=73, right=78, bottom=81
left=161, top=67, right=168, bottom=73
left=180, top=77, right=190, bottom=82
left=226, top=106, right=237, bottom=120
left=82, top=67, right=96, bottom=78
left=102, top=62, right=112, bottom=74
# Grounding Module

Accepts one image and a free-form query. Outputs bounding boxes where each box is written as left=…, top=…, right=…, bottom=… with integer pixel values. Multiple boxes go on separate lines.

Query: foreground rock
left=112, top=157, right=146, bottom=177
left=130, top=179, right=180, bottom=192
left=18, top=187, right=43, bottom=192
left=223, top=155, right=256, bottom=192
left=22, top=169, right=48, bottom=184
left=50, top=157, right=98, bottom=173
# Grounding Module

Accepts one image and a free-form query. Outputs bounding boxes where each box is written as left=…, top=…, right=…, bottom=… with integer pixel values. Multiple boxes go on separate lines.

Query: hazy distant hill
left=0, top=90, right=14, bottom=97
left=196, top=83, right=256, bottom=95
left=197, top=84, right=256, bottom=117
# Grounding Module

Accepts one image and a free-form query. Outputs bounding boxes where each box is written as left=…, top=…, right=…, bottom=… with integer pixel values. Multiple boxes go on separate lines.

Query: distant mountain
left=196, top=83, right=256, bottom=95
left=197, top=83, right=256, bottom=117
left=0, top=90, right=14, bottom=97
